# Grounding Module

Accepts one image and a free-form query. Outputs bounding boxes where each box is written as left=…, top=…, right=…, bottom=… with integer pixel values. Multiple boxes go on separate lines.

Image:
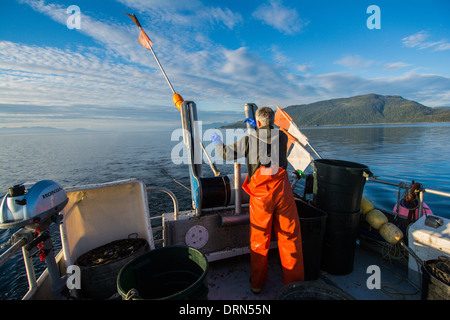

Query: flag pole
left=308, top=142, right=322, bottom=159
left=148, top=45, right=176, bottom=95
left=125, top=12, right=220, bottom=176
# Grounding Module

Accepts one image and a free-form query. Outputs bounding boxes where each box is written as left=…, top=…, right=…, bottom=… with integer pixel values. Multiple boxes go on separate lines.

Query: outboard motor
left=1, top=180, right=68, bottom=228
left=0, top=180, right=68, bottom=299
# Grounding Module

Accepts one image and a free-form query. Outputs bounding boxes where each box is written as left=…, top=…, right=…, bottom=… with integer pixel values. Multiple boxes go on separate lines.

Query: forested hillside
left=221, top=94, right=450, bottom=128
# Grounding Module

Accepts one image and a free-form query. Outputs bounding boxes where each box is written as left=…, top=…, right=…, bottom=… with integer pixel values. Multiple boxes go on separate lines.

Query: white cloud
left=252, top=0, right=308, bottom=35
left=0, top=40, right=166, bottom=103
left=383, top=62, right=411, bottom=70
left=4, top=0, right=450, bottom=131
left=117, top=0, right=242, bottom=30
left=402, top=30, right=450, bottom=51
left=297, top=64, right=314, bottom=73
left=334, top=55, right=374, bottom=69
left=314, top=71, right=450, bottom=107
left=0, top=40, right=177, bottom=132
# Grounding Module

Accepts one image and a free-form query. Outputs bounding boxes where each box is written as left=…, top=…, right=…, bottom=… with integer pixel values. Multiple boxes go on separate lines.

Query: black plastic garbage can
left=313, top=159, right=371, bottom=213
left=421, top=256, right=450, bottom=300
left=321, top=210, right=361, bottom=275
left=296, top=198, right=327, bottom=280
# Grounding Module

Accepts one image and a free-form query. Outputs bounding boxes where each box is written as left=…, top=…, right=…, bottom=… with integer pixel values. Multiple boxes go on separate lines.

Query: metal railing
left=367, top=177, right=450, bottom=219
left=146, top=186, right=179, bottom=247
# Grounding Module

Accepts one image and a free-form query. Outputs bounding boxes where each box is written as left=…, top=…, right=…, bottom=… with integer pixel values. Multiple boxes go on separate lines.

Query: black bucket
left=313, top=159, right=370, bottom=213
left=321, top=210, right=361, bottom=275
left=75, top=238, right=149, bottom=299
left=295, top=198, right=327, bottom=280
left=421, top=256, right=450, bottom=300
left=117, top=245, right=209, bottom=300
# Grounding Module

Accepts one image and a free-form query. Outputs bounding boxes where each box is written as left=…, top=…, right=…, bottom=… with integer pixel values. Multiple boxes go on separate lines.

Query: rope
left=0, top=239, right=11, bottom=250
left=160, top=168, right=191, bottom=191
left=361, top=235, right=421, bottom=300
left=125, top=288, right=141, bottom=300
left=172, top=179, right=191, bottom=191
left=376, top=240, right=421, bottom=299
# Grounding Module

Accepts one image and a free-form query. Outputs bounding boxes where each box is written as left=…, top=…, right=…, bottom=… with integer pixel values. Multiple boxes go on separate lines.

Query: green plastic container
left=117, top=246, right=209, bottom=300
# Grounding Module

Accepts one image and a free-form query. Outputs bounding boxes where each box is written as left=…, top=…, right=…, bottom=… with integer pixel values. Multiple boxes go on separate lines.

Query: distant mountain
left=221, top=94, right=450, bottom=128
left=202, top=122, right=235, bottom=130
left=0, top=126, right=97, bottom=135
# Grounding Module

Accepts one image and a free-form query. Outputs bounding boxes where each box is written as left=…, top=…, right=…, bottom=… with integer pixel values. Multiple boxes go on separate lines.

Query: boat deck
left=206, top=243, right=421, bottom=300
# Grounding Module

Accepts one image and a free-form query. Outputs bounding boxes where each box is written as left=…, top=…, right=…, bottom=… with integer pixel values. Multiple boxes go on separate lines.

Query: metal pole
left=147, top=40, right=220, bottom=177
left=149, top=45, right=176, bottom=94
left=308, top=142, right=322, bottom=159
left=0, top=237, right=26, bottom=266
left=418, top=190, right=425, bottom=218
left=234, top=162, right=241, bottom=215
left=201, top=142, right=220, bottom=176
left=22, top=247, right=37, bottom=291
left=147, top=186, right=179, bottom=221
left=424, top=188, right=450, bottom=198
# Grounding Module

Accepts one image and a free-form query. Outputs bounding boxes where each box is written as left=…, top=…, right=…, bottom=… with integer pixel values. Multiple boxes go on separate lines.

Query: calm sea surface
left=0, top=123, right=449, bottom=299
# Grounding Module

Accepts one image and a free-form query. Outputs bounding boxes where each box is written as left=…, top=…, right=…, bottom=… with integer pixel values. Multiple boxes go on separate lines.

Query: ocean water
left=0, top=123, right=449, bottom=299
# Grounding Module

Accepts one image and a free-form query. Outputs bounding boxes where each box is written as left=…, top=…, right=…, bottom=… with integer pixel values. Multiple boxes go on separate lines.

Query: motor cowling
left=0, top=180, right=68, bottom=229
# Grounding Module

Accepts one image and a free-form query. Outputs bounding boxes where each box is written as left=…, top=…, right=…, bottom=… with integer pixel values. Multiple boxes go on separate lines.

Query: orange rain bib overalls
left=243, top=165, right=305, bottom=290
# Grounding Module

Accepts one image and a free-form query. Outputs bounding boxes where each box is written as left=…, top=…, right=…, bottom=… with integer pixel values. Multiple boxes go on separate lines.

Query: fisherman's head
left=255, top=107, right=274, bottom=128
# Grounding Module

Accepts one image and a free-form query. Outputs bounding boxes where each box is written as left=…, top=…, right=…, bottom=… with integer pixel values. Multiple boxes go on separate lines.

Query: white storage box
left=60, top=179, right=154, bottom=267
left=408, top=214, right=450, bottom=285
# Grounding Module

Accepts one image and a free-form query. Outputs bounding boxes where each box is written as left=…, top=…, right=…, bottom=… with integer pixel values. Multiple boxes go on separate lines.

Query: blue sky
left=1, top=0, right=449, bottom=131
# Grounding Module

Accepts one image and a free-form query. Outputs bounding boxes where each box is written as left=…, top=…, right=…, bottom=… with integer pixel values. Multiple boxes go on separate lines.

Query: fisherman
left=210, top=107, right=304, bottom=294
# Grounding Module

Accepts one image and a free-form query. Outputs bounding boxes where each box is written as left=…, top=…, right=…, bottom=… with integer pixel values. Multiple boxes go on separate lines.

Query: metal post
left=43, top=243, right=66, bottom=299
left=418, top=190, right=425, bottom=218
left=22, top=247, right=37, bottom=291
left=0, top=237, right=26, bottom=266
left=234, top=162, right=241, bottom=215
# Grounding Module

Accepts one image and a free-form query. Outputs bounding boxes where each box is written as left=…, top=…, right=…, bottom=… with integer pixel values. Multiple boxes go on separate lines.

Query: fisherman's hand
left=210, top=133, right=222, bottom=146
left=244, top=117, right=257, bottom=129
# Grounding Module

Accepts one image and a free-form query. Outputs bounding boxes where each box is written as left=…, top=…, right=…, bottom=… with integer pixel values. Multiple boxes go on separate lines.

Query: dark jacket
left=216, top=125, right=288, bottom=181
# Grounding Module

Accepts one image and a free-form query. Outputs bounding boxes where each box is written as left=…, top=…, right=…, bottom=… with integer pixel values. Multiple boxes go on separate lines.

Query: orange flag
left=275, top=106, right=309, bottom=147
left=124, top=12, right=153, bottom=49
left=275, top=106, right=295, bottom=150
left=138, top=30, right=152, bottom=49
left=275, top=106, right=314, bottom=172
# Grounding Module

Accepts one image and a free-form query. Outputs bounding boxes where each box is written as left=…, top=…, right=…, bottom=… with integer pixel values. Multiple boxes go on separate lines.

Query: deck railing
left=367, top=177, right=450, bottom=219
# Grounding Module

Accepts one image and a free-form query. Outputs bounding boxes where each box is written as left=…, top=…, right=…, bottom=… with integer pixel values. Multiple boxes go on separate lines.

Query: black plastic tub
left=421, top=256, right=450, bottom=300
left=321, top=210, right=361, bottom=275
left=313, top=159, right=370, bottom=213
left=295, top=198, right=327, bottom=280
